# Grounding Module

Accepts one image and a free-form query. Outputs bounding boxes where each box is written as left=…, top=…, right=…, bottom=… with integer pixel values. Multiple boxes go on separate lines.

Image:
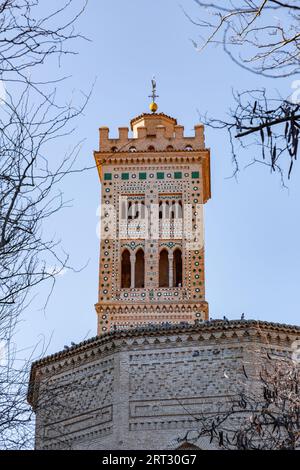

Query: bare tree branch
left=189, top=1, right=300, bottom=179
left=0, top=0, right=91, bottom=449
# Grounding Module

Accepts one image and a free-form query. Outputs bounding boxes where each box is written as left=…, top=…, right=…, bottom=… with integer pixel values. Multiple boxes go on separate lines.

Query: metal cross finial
left=149, top=76, right=159, bottom=103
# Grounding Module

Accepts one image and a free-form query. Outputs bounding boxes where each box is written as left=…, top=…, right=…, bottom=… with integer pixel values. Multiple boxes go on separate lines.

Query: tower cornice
left=94, top=149, right=211, bottom=203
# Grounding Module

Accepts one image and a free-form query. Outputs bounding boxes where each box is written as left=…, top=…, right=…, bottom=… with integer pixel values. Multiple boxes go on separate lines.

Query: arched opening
left=166, top=145, right=174, bottom=151
left=173, top=249, right=183, bottom=287
left=171, top=201, right=183, bottom=219
left=121, top=249, right=131, bottom=288
left=170, top=202, right=176, bottom=220
left=176, top=442, right=201, bottom=450
left=128, top=201, right=133, bottom=219
left=177, top=201, right=183, bottom=218
left=129, top=146, right=137, bottom=152
left=159, top=249, right=169, bottom=287
left=111, top=146, right=118, bottom=152
left=159, top=201, right=163, bottom=219
left=133, top=201, right=139, bottom=219
left=140, top=201, right=146, bottom=219
left=148, top=145, right=155, bottom=151
left=185, top=145, right=193, bottom=151
left=135, top=249, right=145, bottom=288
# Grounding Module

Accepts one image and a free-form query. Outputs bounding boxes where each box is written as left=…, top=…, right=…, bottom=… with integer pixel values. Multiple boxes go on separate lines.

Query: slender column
left=130, top=253, right=136, bottom=288
left=162, top=201, right=167, bottom=219
left=168, top=252, right=174, bottom=288
left=134, top=201, right=139, bottom=218
left=162, top=201, right=171, bottom=239
left=171, top=202, right=175, bottom=219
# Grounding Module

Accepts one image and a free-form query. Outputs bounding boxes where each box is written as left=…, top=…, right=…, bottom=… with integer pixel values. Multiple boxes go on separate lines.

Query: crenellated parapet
left=97, top=113, right=205, bottom=153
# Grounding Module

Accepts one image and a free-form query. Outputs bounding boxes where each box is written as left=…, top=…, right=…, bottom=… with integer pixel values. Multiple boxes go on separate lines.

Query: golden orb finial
left=148, top=76, right=159, bottom=113
left=149, top=101, right=158, bottom=113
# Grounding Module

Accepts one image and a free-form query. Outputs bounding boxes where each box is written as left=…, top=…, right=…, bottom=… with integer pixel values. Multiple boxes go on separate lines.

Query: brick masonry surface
left=28, top=320, right=300, bottom=450
left=94, top=112, right=210, bottom=334
left=28, top=111, right=300, bottom=450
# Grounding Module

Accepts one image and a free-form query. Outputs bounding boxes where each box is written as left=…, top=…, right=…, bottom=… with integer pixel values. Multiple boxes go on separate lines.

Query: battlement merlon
left=96, top=112, right=205, bottom=152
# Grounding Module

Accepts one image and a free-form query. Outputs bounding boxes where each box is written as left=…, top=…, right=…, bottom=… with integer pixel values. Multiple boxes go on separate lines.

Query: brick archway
left=159, top=249, right=169, bottom=287
left=121, top=249, right=131, bottom=288
left=135, top=249, right=145, bottom=288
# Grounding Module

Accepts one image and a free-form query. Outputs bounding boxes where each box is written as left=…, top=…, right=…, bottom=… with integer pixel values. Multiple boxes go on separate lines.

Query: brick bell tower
left=94, top=83, right=211, bottom=334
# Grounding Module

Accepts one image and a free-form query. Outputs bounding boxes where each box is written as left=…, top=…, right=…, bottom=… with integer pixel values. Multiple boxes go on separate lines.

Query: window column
left=168, top=251, right=174, bottom=288
left=130, top=253, right=136, bottom=289
left=162, top=201, right=167, bottom=219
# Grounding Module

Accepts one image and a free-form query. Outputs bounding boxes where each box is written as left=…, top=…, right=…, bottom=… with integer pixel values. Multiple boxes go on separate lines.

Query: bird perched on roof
left=63, top=345, right=69, bottom=350
left=223, top=316, right=229, bottom=322
left=241, top=313, right=245, bottom=320
left=71, top=342, right=76, bottom=346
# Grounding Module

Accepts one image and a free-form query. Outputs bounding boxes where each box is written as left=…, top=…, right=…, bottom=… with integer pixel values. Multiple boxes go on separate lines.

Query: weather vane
left=148, top=76, right=159, bottom=113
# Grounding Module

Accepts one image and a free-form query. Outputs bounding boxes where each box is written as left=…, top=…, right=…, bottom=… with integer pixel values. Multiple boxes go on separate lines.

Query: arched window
left=135, top=249, right=145, bottom=288
left=170, top=202, right=176, bottom=220
left=185, top=145, right=193, bottom=151
left=148, top=145, right=155, bottom=151
left=177, top=201, right=183, bottom=218
left=159, top=201, right=163, bottom=219
left=121, top=249, right=131, bottom=288
left=129, top=146, right=137, bottom=152
left=171, top=201, right=183, bottom=219
left=159, top=249, right=169, bottom=287
left=173, top=249, right=183, bottom=287
left=128, top=201, right=133, bottom=220
left=133, top=201, right=139, bottom=219
left=111, top=146, right=118, bottom=152
left=166, top=145, right=174, bottom=151
left=140, top=201, right=146, bottom=219
left=176, top=442, right=201, bottom=450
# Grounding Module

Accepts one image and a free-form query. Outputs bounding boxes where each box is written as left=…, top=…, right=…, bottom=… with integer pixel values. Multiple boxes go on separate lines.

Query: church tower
left=94, top=86, right=211, bottom=334
left=28, top=86, right=300, bottom=451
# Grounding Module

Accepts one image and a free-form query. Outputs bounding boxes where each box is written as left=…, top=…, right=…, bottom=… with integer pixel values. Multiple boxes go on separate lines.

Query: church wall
left=28, top=110, right=300, bottom=451
left=29, top=322, right=300, bottom=450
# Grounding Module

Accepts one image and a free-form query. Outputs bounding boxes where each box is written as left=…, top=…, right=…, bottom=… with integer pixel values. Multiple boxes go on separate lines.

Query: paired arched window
left=123, top=200, right=145, bottom=220
left=121, top=249, right=145, bottom=289
left=159, top=200, right=183, bottom=219
left=170, top=201, right=183, bottom=219
left=159, top=248, right=183, bottom=288
left=121, top=248, right=182, bottom=289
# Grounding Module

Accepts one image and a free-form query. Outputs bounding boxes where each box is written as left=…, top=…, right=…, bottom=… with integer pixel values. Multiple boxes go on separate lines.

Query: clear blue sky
left=16, top=0, right=300, bottom=359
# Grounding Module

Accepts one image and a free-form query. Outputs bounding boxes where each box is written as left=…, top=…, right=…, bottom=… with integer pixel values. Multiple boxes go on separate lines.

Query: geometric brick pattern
left=28, top=320, right=300, bottom=450
left=94, top=111, right=211, bottom=334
